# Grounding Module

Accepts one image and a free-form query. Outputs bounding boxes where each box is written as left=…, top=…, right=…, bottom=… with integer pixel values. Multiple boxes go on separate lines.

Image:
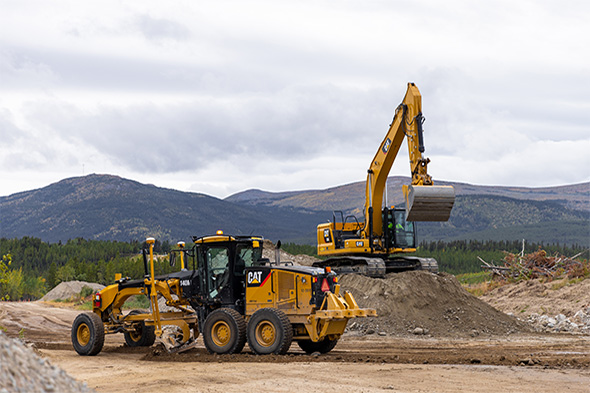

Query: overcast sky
left=1, top=0, right=589, bottom=199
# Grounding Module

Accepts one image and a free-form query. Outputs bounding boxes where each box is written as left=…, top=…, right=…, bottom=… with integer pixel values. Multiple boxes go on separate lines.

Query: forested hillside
left=417, top=195, right=589, bottom=246
left=1, top=237, right=585, bottom=301
left=0, top=174, right=328, bottom=243
left=0, top=237, right=175, bottom=300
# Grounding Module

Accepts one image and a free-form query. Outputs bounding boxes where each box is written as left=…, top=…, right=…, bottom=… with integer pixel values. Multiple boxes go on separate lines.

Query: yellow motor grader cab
left=71, top=233, right=376, bottom=356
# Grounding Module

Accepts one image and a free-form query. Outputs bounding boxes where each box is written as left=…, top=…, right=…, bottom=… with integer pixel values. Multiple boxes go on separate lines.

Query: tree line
left=414, top=239, right=587, bottom=275
left=0, top=237, right=176, bottom=300
left=1, top=237, right=587, bottom=300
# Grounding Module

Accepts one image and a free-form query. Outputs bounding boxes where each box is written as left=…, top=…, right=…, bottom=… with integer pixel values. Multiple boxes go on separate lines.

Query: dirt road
left=40, top=347, right=590, bottom=393
left=2, top=301, right=589, bottom=393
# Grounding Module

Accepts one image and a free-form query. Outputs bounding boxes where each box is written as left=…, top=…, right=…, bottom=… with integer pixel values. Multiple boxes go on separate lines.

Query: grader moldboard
left=71, top=233, right=376, bottom=356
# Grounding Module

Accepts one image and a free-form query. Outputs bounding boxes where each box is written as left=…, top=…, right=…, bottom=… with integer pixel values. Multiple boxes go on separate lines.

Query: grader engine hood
left=244, top=265, right=376, bottom=342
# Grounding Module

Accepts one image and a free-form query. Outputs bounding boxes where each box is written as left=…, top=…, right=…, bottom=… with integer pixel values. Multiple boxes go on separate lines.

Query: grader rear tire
left=71, top=312, right=105, bottom=356
left=298, top=338, right=339, bottom=354
left=247, top=308, right=293, bottom=355
left=123, top=310, right=156, bottom=347
left=203, top=308, right=246, bottom=354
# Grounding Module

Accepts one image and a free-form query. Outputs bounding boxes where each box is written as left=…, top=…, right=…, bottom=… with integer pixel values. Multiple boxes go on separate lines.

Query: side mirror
left=169, top=252, right=176, bottom=267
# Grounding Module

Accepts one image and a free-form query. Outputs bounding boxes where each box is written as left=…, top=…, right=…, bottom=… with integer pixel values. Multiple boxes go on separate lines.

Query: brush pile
left=481, top=248, right=589, bottom=281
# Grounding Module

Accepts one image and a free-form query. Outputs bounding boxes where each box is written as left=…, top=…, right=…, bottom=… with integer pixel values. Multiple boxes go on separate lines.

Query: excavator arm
left=364, top=83, right=454, bottom=239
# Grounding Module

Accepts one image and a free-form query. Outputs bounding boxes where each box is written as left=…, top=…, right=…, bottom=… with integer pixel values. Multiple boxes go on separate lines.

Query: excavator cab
left=382, top=207, right=416, bottom=250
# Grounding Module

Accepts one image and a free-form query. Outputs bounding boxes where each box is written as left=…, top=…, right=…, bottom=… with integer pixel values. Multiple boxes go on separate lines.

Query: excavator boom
left=366, top=82, right=454, bottom=227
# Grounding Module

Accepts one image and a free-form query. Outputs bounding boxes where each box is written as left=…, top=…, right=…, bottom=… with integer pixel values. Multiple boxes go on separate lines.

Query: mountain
left=1, top=174, right=588, bottom=246
left=226, top=176, right=590, bottom=247
left=0, top=174, right=329, bottom=244
left=227, top=176, right=589, bottom=215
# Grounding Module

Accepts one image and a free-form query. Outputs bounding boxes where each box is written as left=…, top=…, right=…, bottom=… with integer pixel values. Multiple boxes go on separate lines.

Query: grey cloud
left=135, top=14, right=191, bottom=42
left=24, top=85, right=394, bottom=174
left=0, top=50, right=58, bottom=89
left=0, top=108, right=72, bottom=170
left=0, top=109, right=20, bottom=144
left=0, top=45, right=287, bottom=94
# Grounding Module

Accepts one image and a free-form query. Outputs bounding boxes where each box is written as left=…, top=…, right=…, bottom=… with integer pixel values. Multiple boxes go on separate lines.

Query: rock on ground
left=0, top=330, right=95, bottom=393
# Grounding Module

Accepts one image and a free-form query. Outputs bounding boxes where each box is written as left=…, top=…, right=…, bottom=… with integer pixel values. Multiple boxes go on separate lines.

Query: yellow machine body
left=316, top=83, right=455, bottom=264
left=244, top=266, right=375, bottom=342
left=71, top=234, right=375, bottom=357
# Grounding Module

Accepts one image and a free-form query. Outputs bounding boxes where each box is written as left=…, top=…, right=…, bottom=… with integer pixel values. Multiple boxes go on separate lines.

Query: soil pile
left=340, top=271, right=530, bottom=338
left=481, top=278, right=590, bottom=317
left=41, top=281, right=105, bottom=302
left=0, top=330, right=95, bottom=392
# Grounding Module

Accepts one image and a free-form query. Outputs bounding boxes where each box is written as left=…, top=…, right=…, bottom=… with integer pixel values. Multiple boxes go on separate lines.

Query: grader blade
left=404, top=185, right=455, bottom=221
left=159, top=326, right=196, bottom=353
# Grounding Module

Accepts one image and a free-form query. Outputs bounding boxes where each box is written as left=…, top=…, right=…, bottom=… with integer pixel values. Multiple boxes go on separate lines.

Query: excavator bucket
left=404, top=185, right=455, bottom=221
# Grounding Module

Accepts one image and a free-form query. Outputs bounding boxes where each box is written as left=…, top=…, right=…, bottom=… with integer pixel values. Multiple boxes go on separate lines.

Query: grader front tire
left=203, top=308, right=246, bottom=354
left=123, top=310, right=156, bottom=347
left=71, top=312, right=105, bottom=356
left=247, top=308, right=293, bottom=355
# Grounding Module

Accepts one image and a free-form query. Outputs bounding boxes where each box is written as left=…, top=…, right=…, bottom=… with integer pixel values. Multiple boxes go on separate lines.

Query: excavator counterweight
left=404, top=184, right=455, bottom=222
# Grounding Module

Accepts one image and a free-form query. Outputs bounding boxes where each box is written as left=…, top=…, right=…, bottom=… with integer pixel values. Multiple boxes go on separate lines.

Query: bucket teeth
left=405, top=185, right=455, bottom=221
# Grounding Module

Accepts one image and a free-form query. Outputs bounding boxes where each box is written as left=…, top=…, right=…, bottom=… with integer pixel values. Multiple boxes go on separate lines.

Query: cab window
left=206, top=247, right=229, bottom=297
left=234, top=245, right=263, bottom=275
left=393, top=210, right=415, bottom=248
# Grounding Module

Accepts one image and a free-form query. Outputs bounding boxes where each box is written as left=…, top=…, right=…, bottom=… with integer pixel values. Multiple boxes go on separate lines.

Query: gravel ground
left=0, top=330, right=95, bottom=393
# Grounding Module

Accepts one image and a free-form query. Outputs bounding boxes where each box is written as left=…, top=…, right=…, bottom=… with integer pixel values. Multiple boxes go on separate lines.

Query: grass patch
left=456, top=271, right=491, bottom=285
left=74, top=301, right=94, bottom=310
left=122, top=295, right=150, bottom=310
left=457, top=272, right=507, bottom=296
left=550, top=280, right=569, bottom=291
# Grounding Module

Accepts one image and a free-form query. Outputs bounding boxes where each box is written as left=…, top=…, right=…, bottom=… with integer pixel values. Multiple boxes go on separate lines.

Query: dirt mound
left=340, top=271, right=530, bottom=338
left=41, top=281, right=105, bottom=301
left=0, top=331, right=95, bottom=392
left=481, top=277, right=590, bottom=317
left=480, top=277, right=590, bottom=334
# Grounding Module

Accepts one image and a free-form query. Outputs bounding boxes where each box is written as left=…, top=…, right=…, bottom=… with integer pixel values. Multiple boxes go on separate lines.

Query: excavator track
left=313, top=256, right=438, bottom=278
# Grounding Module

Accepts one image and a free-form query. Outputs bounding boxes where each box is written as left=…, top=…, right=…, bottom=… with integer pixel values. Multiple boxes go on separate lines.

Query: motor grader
left=71, top=233, right=376, bottom=356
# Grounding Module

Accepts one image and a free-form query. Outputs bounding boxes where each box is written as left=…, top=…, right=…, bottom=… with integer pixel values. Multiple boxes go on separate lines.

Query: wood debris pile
left=480, top=248, right=589, bottom=282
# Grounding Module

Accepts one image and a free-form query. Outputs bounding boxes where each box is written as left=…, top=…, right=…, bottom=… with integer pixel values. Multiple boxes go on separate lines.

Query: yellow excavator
left=314, top=83, right=455, bottom=277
